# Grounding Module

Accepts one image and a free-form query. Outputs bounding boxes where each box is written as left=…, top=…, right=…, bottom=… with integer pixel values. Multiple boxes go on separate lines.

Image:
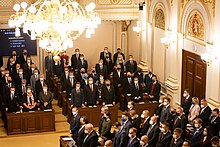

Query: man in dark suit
left=170, top=128, right=183, bottom=147
left=7, top=50, right=20, bottom=67
left=148, top=76, right=161, bottom=102
left=113, top=64, right=124, bottom=103
left=156, top=122, right=172, bottom=147
left=146, top=116, right=160, bottom=147
left=4, top=86, right=20, bottom=113
left=63, top=71, right=75, bottom=96
left=70, top=107, right=80, bottom=142
left=190, top=118, right=203, bottom=147
left=84, top=77, right=99, bottom=106
left=71, top=48, right=81, bottom=70
left=130, top=77, right=142, bottom=102
left=78, top=54, right=88, bottom=72
left=60, top=67, right=69, bottom=90
left=35, top=74, right=47, bottom=100
left=127, top=127, right=140, bottom=147
left=125, top=55, right=137, bottom=74
left=19, top=49, right=30, bottom=67
left=16, top=79, right=28, bottom=98
left=140, top=110, right=151, bottom=137
left=181, top=89, right=192, bottom=117
left=103, top=53, right=113, bottom=75
left=95, top=59, right=108, bottom=78
left=123, top=72, right=133, bottom=94
left=77, top=116, right=88, bottom=147
left=117, top=112, right=133, bottom=147
left=82, top=123, right=98, bottom=147
left=159, top=97, right=171, bottom=123
left=13, top=68, right=27, bottom=87
left=39, top=85, right=52, bottom=110
left=54, top=56, right=64, bottom=77
left=45, top=52, right=54, bottom=74
left=172, top=107, right=187, bottom=135
left=101, top=79, right=115, bottom=105
left=7, top=57, right=16, bottom=76
left=113, top=48, right=125, bottom=65
left=199, top=99, right=212, bottom=127
left=22, top=56, right=33, bottom=72
left=30, top=69, right=39, bottom=93
left=99, top=106, right=109, bottom=135
left=144, top=68, right=155, bottom=93
left=100, top=47, right=112, bottom=61
left=209, top=108, right=220, bottom=136
left=71, top=82, right=85, bottom=108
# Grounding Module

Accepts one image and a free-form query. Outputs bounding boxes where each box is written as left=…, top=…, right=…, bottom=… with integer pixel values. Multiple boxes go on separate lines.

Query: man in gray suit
left=159, top=97, right=171, bottom=124
left=30, top=69, right=39, bottom=93
left=39, top=85, right=52, bottom=110
left=45, top=52, right=54, bottom=73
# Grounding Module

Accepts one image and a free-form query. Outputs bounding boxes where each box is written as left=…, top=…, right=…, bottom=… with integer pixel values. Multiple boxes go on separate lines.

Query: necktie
left=150, top=84, right=155, bottom=95
left=11, top=94, right=13, bottom=100
left=23, top=86, right=26, bottom=94
left=136, top=84, right=139, bottom=90
left=71, top=78, right=73, bottom=87
left=29, top=97, right=32, bottom=105
left=90, top=85, right=93, bottom=92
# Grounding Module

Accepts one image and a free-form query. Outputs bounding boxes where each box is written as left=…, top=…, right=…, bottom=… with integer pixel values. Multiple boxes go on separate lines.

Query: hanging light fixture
left=8, top=0, right=101, bottom=56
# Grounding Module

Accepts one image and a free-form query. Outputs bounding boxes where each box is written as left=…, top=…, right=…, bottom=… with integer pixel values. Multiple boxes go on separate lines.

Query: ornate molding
left=155, top=8, right=165, bottom=30
left=165, top=76, right=179, bottom=94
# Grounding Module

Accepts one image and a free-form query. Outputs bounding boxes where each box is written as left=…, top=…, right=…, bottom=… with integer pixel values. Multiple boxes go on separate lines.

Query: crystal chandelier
left=8, top=0, right=101, bottom=55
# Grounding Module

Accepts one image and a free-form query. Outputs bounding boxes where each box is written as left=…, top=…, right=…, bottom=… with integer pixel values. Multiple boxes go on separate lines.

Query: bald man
left=82, top=123, right=98, bottom=147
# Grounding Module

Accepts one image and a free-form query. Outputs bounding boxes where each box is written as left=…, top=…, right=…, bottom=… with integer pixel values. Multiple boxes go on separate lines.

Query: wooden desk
left=62, top=92, right=68, bottom=116
left=60, top=136, right=76, bottom=147
left=67, top=100, right=118, bottom=127
left=6, top=110, right=55, bottom=135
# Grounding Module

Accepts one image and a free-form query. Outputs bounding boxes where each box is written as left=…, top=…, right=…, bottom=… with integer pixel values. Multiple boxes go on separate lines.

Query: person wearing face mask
left=100, top=47, right=112, bottom=61
left=22, top=86, right=37, bottom=112
left=101, top=112, right=112, bottom=140
left=116, top=112, right=132, bottom=147
left=69, top=107, right=80, bottom=142
left=170, top=128, right=183, bottom=147
left=188, top=97, right=200, bottom=123
left=22, top=56, right=33, bottom=72
left=146, top=116, right=160, bottom=147
left=84, top=77, right=99, bottom=106
left=16, top=79, right=27, bottom=97
left=144, top=68, right=155, bottom=93
left=198, top=99, right=212, bottom=127
left=190, top=118, right=204, bottom=147
left=199, top=127, right=212, bottom=147
left=113, top=48, right=125, bottom=65
left=129, top=110, right=141, bottom=137
left=76, top=116, right=88, bottom=147
left=148, top=75, right=161, bottom=102
left=113, top=121, right=122, bottom=146
left=156, top=122, right=172, bottom=147
left=19, top=49, right=30, bottom=67
left=103, top=53, right=113, bottom=76
left=7, top=57, right=16, bottom=76
left=127, top=127, right=140, bottom=147
left=98, top=136, right=107, bottom=147
left=45, top=51, right=55, bottom=75
left=4, top=86, right=20, bottom=113
left=140, top=135, right=149, bottom=147
left=14, top=68, right=27, bottom=87
left=127, top=101, right=135, bottom=111
left=82, top=123, right=98, bottom=147
left=60, top=51, right=70, bottom=67
left=130, top=77, right=142, bottom=102
left=172, top=107, right=187, bottom=137
left=39, top=85, right=52, bottom=110
left=7, top=50, right=20, bottom=67
left=181, top=89, right=192, bottom=118
left=30, top=69, right=39, bottom=93
left=35, top=74, right=48, bottom=100
left=140, top=110, right=151, bottom=137
left=95, top=59, right=108, bottom=79
left=210, top=136, right=220, bottom=147
left=123, top=72, right=133, bottom=95
left=99, top=106, right=109, bottom=134
left=71, top=48, right=81, bottom=70
left=63, top=71, right=75, bottom=97
left=88, top=68, right=99, bottom=84
left=154, top=95, right=165, bottom=118
left=209, top=108, right=220, bottom=136
left=125, top=55, right=137, bottom=74
left=71, top=82, right=85, bottom=108
left=77, top=54, right=88, bottom=73
left=159, top=97, right=171, bottom=123
left=101, top=79, right=115, bottom=106
left=113, top=64, right=124, bottom=103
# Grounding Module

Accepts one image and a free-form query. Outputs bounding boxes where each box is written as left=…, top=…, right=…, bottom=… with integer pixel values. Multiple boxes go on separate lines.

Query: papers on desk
left=127, top=94, right=131, bottom=96
left=105, top=104, right=113, bottom=107
left=89, top=106, right=92, bottom=108
left=29, top=111, right=35, bottom=113
left=93, top=105, right=97, bottom=107
left=138, top=102, right=145, bottom=104
left=68, top=98, right=71, bottom=101
left=44, top=109, right=52, bottom=111
left=62, top=137, right=73, bottom=141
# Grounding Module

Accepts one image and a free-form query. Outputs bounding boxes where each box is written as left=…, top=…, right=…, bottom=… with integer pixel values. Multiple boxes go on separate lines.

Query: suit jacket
left=95, top=64, right=108, bottom=78
left=71, top=54, right=81, bottom=70
left=199, top=106, right=212, bottom=127
left=113, top=53, right=125, bottom=64
left=13, top=74, right=27, bottom=86
left=149, top=81, right=161, bottom=101
left=131, top=117, right=141, bottom=136
left=123, top=77, right=133, bottom=94
left=39, top=91, right=52, bottom=109
left=101, top=85, right=115, bottom=104
left=130, top=83, right=142, bottom=101
left=127, top=137, right=140, bottom=147
left=190, top=128, right=203, bottom=147
left=112, top=70, right=124, bottom=87
left=156, top=131, right=172, bottom=147
left=134, top=72, right=144, bottom=84
left=125, top=60, right=137, bottom=73
left=78, top=59, right=88, bottom=72
left=19, top=54, right=30, bottom=66
left=84, top=84, right=98, bottom=106
left=77, top=125, right=86, bottom=147
left=45, top=55, right=55, bottom=72
left=170, top=138, right=183, bottom=147
left=54, top=59, right=64, bottom=77
left=7, top=63, right=16, bottom=76
left=118, top=120, right=133, bottom=147
left=144, top=74, right=155, bottom=93
left=104, top=58, right=113, bottom=75
left=182, top=96, right=192, bottom=116
left=209, top=116, right=220, bottom=136
left=172, top=114, right=187, bottom=132
left=100, top=51, right=112, bottom=61
left=147, top=124, right=160, bottom=147
left=4, top=92, right=20, bottom=112
left=30, top=74, right=39, bottom=92
left=188, top=105, right=200, bottom=122
left=140, top=117, right=150, bottom=137
left=63, top=77, right=75, bottom=95
left=35, top=79, right=48, bottom=97
left=82, top=130, right=98, bottom=147
left=70, top=114, right=80, bottom=141
left=159, top=105, right=171, bottom=123
left=71, top=88, right=84, bottom=107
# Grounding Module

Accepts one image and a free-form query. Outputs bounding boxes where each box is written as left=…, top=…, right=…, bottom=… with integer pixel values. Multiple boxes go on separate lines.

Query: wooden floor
left=0, top=100, right=70, bottom=147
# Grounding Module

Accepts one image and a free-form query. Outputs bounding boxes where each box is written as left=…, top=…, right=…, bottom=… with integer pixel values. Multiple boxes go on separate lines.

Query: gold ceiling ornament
left=8, top=0, right=101, bottom=56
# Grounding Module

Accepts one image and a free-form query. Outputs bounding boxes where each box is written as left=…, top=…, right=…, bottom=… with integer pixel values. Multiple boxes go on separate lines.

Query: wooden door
left=181, top=50, right=207, bottom=104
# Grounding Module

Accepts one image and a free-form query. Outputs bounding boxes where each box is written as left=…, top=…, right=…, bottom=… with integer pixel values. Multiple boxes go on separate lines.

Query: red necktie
left=150, top=84, right=155, bottom=95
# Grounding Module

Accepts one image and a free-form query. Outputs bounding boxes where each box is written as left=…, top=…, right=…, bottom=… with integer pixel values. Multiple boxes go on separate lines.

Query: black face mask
left=92, top=70, right=95, bottom=73
left=12, top=54, right=16, bottom=56
left=117, top=68, right=121, bottom=70
left=176, top=112, right=180, bottom=116
left=23, top=52, right=27, bottom=55
left=149, top=72, right=152, bottom=75
left=106, top=84, right=110, bottom=86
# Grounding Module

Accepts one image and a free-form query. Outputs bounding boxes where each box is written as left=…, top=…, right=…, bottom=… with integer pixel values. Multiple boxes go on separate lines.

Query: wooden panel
left=25, top=115, right=39, bottom=132
left=7, top=117, right=23, bottom=134
left=39, top=113, right=55, bottom=131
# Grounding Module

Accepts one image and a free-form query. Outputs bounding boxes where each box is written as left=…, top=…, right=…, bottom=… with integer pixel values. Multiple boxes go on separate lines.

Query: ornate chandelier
left=8, top=0, right=101, bottom=55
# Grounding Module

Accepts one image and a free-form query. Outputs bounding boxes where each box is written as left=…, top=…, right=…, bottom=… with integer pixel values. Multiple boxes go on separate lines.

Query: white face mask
left=43, top=88, right=47, bottom=92
left=72, top=111, right=77, bottom=115
left=11, top=91, right=15, bottom=94
left=134, top=81, right=138, bottom=84
left=183, top=93, right=187, bottom=97
left=128, top=134, right=132, bottom=138
left=127, top=105, right=131, bottom=109
left=19, top=72, right=23, bottom=75
left=27, top=90, right=31, bottom=93
left=99, top=63, right=103, bottom=65
left=69, top=75, right=74, bottom=78
left=163, top=102, right=168, bottom=106
left=149, top=120, right=153, bottom=125
left=141, top=114, right=145, bottom=119
left=160, top=128, right=165, bottom=133
left=140, top=141, right=144, bottom=146
left=80, top=57, right=83, bottom=60
left=40, top=78, right=44, bottom=81
left=89, top=81, right=93, bottom=84
left=84, top=130, right=88, bottom=134
left=65, top=71, right=68, bottom=74
left=159, top=99, right=163, bottom=103
left=201, top=105, right=204, bottom=108
left=173, top=134, right=177, bottom=139
left=76, top=87, right=80, bottom=90
left=6, top=74, right=9, bottom=77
